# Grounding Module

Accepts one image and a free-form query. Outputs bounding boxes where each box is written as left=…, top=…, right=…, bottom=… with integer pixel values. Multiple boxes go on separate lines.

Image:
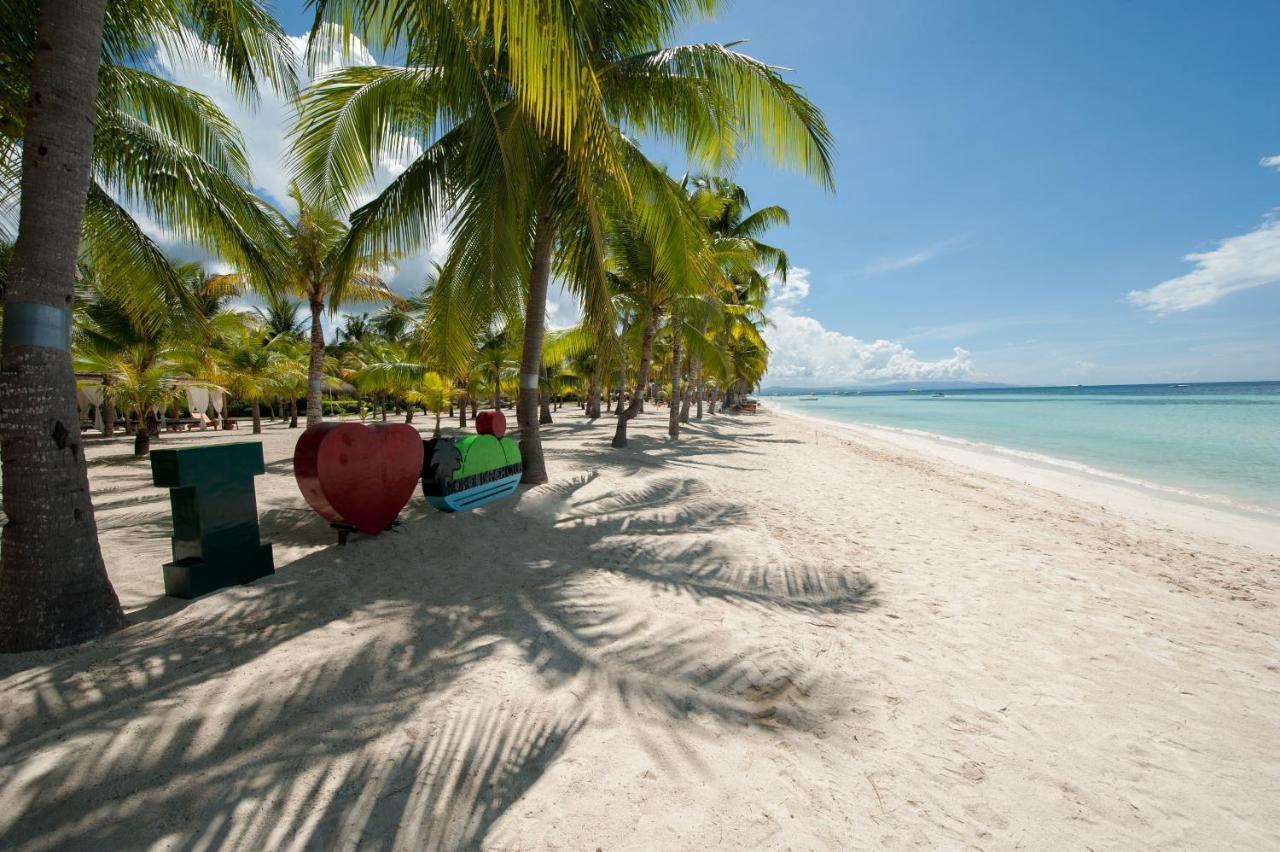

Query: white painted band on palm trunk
left=520, top=372, right=539, bottom=390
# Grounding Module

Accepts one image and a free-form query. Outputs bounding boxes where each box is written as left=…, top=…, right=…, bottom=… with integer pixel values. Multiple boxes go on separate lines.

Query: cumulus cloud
left=763, top=268, right=975, bottom=386
left=1261, top=154, right=1280, bottom=170
left=767, top=268, right=810, bottom=305
left=1127, top=216, right=1280, bottom=314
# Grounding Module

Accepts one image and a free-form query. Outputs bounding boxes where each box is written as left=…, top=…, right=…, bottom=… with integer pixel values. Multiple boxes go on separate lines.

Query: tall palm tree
left=0, top=0, right=296, bottom=651
left=0, top=0, right=130, bottom=650
left=293, top=0, right=834, bottom=485
left=208, top=185, right=401, bottom=427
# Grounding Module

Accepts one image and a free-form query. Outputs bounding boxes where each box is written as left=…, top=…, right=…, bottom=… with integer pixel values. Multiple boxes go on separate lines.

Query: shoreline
left=768, top=404, right=1280, bottom=556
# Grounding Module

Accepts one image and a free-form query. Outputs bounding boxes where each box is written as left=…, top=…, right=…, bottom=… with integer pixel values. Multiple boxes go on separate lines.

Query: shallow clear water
left=767, top=382, right=1280, bottom=511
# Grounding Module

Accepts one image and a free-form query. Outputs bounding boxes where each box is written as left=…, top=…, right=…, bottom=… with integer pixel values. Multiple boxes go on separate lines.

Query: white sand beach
left=1, top=410, right=1277, bottom=850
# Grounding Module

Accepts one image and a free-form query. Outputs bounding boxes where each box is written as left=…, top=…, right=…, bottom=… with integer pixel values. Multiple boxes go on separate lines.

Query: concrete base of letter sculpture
left=422, top=409, right=522, bottom=512
left=293, top=422, right=424, bottom=540
left=150, top=443, right=274, bottom=599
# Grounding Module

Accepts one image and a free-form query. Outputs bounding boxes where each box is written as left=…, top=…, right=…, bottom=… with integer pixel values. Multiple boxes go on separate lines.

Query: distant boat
left=1173, top=383, right=1189, bottom=388
left=1071, top=384, right=1083, bottom=388
left=796, top=394, right=819, bottom=401
left=930, top=392, right=945, bottom=398
left=908, top=388, right=920, bottom=393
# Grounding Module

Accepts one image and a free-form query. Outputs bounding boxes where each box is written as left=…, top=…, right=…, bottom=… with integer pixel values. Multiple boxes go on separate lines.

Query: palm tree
left=207, top=185, right=401, bottom=427
left=471, top=325, right=520, bottom=412
left=409, top=373, right=454, bottom=437
left=267, top=336, right=310, bottom=427
left=348, top=339, right=427, bottom=423
left=336, top=313, right=375, bottom=347
left=0, top=0, right=296, bottom=651
left=75, top=279, right=188, bottom=454
left=686, top=177, right=788, bottom=420
left=255, top=291, right=307, bottom=339
left=2, top=2, right=296, bottom=335
left=216, top=321, right=285, bottom=434
left=605, top=181, right=721, bottom=447
left=293, top=0, right=834, bottom=484
left=105, top=361, right=182, bottom=457
left=0, top=2, right=126, bottom=649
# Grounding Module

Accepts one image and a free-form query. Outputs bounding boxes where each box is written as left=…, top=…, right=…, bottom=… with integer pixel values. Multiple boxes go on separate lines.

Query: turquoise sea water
left=766, top=382, right=1280, bottom=511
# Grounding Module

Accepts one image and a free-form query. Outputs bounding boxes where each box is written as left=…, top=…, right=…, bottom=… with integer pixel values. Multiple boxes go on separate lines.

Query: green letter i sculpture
left=150, top=443, right=275, bottom=598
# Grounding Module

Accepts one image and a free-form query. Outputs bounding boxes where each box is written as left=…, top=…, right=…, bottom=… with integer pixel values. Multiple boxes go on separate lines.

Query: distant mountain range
left=759, top=380, right=1014, bottom=395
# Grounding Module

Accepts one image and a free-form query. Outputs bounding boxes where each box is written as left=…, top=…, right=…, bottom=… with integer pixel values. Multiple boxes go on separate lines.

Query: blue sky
left=184, top=1, right=1280, bottom=386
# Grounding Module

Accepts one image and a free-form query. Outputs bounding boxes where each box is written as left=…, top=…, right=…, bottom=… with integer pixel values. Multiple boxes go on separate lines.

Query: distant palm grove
left=0, top=0, right=832, bottom=651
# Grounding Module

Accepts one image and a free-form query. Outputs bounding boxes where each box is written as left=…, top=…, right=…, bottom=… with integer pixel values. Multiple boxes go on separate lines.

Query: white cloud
left=866, top=234, right=969, bottom=274
left=545, top=282, right=583, bottom=330
left=762, top=267, right=975, bottom=386
left=1127, top=216, right=1280, bottom=314
left=1260, top=155, right=1280, bottom=170
left=767, top=268, right=810, bottom=305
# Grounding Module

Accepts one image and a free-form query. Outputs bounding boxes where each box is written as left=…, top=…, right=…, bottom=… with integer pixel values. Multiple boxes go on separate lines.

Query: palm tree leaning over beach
left=0, top=0, right=295, bottom=651
left=293, top=0, right=833, bottom=484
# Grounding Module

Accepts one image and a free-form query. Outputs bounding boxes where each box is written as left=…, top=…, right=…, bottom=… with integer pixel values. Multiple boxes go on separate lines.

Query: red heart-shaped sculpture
left=293, top=422, right=424, bottom=534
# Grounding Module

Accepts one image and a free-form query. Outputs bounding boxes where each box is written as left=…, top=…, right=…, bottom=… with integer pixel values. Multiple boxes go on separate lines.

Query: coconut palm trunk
left=102, top=379, right=117, bottom=436
left=250, top=401, right=262, bottom=434
left=612, top=313, right=658, bottom=448
left=458, top=392, right=467, bottom=428
left=305, top=297, right=326, bottom=426
left=517, top=205, right=554, bottom=484
left=667, top=319, right=682, bottom=439
left=587, top=357, right=604, bottom=419
left=0, top=0, right=126, bottom=652
left=133, top=426, right=151, bottom=457
left=539, top=366, right=553, bottom=425
left=682, top=326, right=701, bottom=422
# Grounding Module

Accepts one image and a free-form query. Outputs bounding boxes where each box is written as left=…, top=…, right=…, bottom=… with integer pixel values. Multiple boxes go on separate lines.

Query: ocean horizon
left=764, top=381, right=1280, bottom=513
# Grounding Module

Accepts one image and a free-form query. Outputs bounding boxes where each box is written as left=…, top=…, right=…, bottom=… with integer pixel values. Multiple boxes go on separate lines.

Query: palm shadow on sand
left=0, top=416, right=877, bottom=850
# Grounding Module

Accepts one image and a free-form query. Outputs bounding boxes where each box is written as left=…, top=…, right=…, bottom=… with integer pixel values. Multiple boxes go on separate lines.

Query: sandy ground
left=1, top=409, right=1277, bottom=850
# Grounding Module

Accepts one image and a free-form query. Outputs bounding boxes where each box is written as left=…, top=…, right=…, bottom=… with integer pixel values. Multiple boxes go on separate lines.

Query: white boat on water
left=796, top=394, right=819, bottom=401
